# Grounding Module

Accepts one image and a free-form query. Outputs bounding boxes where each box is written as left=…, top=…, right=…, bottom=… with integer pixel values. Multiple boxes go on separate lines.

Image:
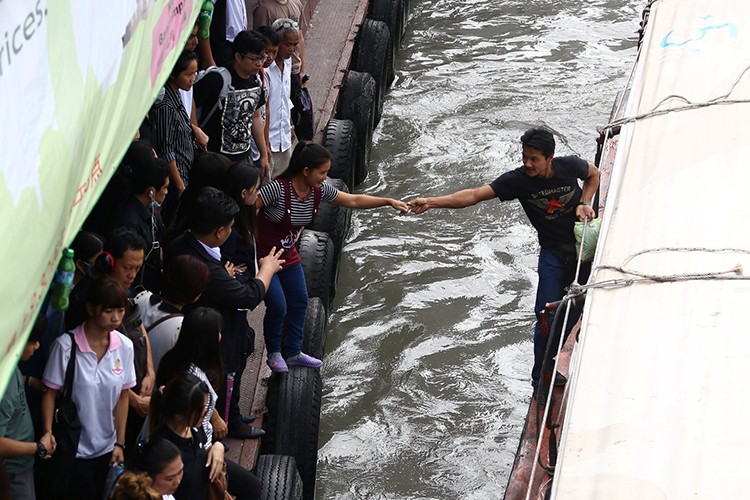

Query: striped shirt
left=259, top=180, right=338, bottom=226
left=151, top=85, right=195, bottom=184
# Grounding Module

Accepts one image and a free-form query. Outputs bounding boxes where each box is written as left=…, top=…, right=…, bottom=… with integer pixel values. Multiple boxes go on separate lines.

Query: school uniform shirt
left=267, top=59, right=293, bottom=154
left=43, top=325, right=136, bottom=459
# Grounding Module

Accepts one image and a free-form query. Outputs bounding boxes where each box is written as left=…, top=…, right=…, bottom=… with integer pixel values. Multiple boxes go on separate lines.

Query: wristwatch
left=36, top=441, right=47, bottom=458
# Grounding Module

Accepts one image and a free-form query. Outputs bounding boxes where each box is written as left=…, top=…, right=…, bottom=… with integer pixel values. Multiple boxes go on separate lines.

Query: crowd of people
left=1, top=0, right=601, bottom=498
left=0, top=1, right=407, bottom=499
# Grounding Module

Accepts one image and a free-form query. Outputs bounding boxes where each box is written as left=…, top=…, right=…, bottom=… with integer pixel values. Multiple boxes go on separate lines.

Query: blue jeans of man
left=532, top=248, right=591, bottom=387
left=263, top=263, right=308, bottom=356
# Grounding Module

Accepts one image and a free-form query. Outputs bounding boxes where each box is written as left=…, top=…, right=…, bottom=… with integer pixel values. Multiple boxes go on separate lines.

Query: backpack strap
left=145, top=313, right=183, bottom=333
left=61, top=332, right=77, bottom=399
left=196, top=67, right=232, bottom=129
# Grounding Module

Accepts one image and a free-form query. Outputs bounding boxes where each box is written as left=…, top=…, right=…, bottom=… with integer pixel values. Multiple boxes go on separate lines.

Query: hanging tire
left=352, top=19, right=390, bottom=125
left=301, top=297, right=327, bottom=360
left=370, top=0, right=403, bottom=45
left=256, top=454, right=303, bottom=500
left=262, top=368, right=323, bottom=500
left=369, top=0, right=403, bottom=82
left=337, top=70, right=375, bottom=185
left=323, top=118, right=357, bottom=190
left=308, top=177, right=351, bottom=272
left=297, top=230, right=334, bottom=312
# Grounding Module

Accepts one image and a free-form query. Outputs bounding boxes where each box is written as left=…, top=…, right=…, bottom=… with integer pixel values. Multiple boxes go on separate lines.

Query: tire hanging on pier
left=301, top=297, right=328, bottom=360
left=255, top=454, right=304, bottom=500
left=297, top=229, right=335, bottom=312
left=369, top=0, right=404, bottom=77
left=352, top=19, right=391, bottom=125
left=369, top=0, right=403, bottom=45
left=308, top=177, right=351, bottom=275
left=323, top=118, right=358, bottom=190
left=262, top=368, right=323, bottom=500
left=337, top=70, right=376, bottom=185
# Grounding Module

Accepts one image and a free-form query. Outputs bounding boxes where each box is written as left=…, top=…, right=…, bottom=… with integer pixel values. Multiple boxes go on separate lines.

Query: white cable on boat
left=524, top=219, right=590, bottom=500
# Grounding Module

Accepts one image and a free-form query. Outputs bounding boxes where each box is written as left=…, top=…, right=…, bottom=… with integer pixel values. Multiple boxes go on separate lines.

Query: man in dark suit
left=166, top=187, right=283, bottom=439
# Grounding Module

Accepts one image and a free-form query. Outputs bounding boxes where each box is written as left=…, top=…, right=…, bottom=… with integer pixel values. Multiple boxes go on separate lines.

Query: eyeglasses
left=274, top=19, right=299, bottom=32
left=242, top=53, right=266, bottom=63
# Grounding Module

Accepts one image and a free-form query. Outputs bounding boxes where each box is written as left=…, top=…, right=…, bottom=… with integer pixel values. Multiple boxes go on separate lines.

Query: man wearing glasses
left=194, top=30, right=271, bottom=177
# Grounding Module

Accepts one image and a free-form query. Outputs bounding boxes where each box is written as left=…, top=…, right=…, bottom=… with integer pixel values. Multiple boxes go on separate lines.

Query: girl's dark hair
left=70, top=231, right=104, bottom=263
left=161, top=255, right=209, bottom=305
left=136, top=438, right=181, bottom=477
left=156, top=307, right=223, bottom=390
left=279, top=141, right=331, bottom=179
left=86, top=278, right=128, bottom=311
left=223, top=162, right=262, bottom=247
left=171, top=50, right=198, bottom=78
left=149, top=372, right=209, bottom=436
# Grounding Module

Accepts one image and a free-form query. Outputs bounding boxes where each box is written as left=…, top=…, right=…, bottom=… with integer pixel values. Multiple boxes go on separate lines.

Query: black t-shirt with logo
left=490, top=156, right=588, bottom=253
left=194, top=66, right=266, bottom=162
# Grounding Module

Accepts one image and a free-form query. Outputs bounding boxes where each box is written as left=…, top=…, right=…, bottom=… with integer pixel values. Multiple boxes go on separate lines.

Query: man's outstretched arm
left=408, top=185, right=496, bottom=214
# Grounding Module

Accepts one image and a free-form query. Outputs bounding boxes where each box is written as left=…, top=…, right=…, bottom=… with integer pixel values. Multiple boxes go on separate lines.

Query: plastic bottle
left=198, top=0, right=214, bottom=40
left=50, top=248, right=75, bottom=311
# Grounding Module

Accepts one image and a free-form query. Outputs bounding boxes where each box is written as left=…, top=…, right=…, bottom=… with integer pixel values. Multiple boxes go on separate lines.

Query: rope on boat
left=524, top=245, right=749, bottom=499
left=597, top=247, right=750, bottom=283
left=525, top=219, right=591, bottom=500
left=601, top=62, right=750, bottom=133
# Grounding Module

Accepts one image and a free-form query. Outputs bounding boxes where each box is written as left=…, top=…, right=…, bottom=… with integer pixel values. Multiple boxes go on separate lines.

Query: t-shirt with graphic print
left=194, top=65, right=266, bottom=162
left=490, top=156, right=588, bottom=252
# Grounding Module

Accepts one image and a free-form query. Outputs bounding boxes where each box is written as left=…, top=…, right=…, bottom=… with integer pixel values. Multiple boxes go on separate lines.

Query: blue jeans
left=532, top=248, right=590, bottom=387
left=263, top=263, right=308, bottom=356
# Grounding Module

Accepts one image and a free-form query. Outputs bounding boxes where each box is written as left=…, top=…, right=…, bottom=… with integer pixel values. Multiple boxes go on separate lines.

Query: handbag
left=48, top=332, right=82, bottom=492
left=207, top=461, right=232, bottom=500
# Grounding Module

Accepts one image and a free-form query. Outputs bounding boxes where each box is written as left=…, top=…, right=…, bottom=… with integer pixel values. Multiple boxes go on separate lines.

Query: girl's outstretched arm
left=331, top=191, right=410, bottom=214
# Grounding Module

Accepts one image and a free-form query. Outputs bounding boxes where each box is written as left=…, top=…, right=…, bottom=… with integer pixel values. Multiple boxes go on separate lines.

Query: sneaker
left=267, top=357, right=289, bottom=373
left=286, top=352, right=322, bottom=368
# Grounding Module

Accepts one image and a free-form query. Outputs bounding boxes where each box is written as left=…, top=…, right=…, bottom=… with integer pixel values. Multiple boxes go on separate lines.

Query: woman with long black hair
left=255, top=141, right=409, bottom=372
left=155, top=309, right=261, bottom=499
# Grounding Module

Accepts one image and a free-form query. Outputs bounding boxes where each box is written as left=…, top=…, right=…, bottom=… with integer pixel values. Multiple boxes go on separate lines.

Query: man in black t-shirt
left=194, top=30, right=270, bottom=177
left=409, top=128, right=600, bottom=387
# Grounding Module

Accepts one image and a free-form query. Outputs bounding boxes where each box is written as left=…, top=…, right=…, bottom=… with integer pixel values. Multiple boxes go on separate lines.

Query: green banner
left=0, top=0, right=200, bottom=396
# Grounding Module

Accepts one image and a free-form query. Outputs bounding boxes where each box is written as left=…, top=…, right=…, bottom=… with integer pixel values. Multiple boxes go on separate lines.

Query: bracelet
left=114, top=442, right=126, bottom=450
left=577, top=201, right=591, bottom=207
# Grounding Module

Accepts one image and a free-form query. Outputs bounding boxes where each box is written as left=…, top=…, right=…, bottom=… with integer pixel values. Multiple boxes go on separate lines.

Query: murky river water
left=317, top=0, right=642, bottom=497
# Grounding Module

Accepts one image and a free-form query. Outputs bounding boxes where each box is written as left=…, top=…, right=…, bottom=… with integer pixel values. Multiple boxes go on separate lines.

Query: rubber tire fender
left=352, top=19, right=391, bottom=125
left=297, top=229, right=334, bottom=312
left=308, top=177, right=351, bottom=271
left=255, top=454, right=303, bottom=500
left=336, top=70, right=376, bottom=185
left=262, top=368, right=323, bottom=500
left=369, top=0, right=403, bottom=78
left=322, top=118, right=357, bottom=190
left=301, top=297, right=328, bottom=360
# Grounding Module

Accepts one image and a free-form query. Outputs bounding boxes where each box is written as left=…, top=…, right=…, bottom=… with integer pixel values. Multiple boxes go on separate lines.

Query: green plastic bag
left=574, top=218, right=602, bottom=262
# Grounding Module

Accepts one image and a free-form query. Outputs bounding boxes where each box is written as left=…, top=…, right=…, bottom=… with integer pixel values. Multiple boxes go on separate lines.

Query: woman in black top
left=149, top=373, right=218, bottom=500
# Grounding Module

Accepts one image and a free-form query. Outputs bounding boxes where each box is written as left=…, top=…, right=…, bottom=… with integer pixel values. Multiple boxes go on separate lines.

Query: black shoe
left=228, top=422, right=265, bottom=439
left=554, top=372, right=567, bottom=387
left=240, top=414, right=256, bottom=424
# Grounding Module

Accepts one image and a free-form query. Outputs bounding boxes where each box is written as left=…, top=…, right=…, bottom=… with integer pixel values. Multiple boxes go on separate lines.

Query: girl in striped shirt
left=255, top=141, right=409, bottom=372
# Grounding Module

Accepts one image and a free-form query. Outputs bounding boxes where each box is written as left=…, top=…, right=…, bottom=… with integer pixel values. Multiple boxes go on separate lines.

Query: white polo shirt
left=267, top=58, right=293, bottom=153
left=43, top=325, right=136, bottom=459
